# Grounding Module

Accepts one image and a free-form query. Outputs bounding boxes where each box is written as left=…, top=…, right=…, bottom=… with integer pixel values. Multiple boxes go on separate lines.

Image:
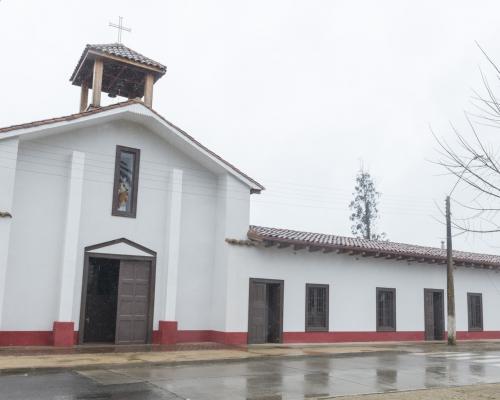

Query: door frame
left=247, top=278, right=284, bottom=344
left=423, top=288, right=445, bottom=341
left=78, top=238, right=156, bottom=345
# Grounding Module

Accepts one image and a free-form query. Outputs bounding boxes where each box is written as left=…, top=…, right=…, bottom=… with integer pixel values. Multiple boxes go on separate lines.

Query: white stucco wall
left=4, top=139, right=68, bottom=330
left=454, top=267, right=500, bottom=332
left=2, top=119, right=238, bottom=332
left=209, top=175, right=251, bottom=332
left=225, top=245, right=500, bottom=334
left=0, top=138, right=19, bottom=329
left=4, top=114, right=500, bottom=339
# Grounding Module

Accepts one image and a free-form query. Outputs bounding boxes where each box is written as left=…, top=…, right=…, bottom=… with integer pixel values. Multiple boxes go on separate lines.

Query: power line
left=0, top=160, right=443, bottom=218
left=1, top=140, right=439, bottom=203
left=0, top=143, right=438, bottom=210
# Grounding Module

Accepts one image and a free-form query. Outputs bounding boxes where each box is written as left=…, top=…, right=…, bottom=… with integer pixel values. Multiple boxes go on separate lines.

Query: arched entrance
left=78, top=238, right=156, bottom=345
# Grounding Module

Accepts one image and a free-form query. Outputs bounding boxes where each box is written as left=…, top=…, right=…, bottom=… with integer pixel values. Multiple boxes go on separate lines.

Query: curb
left=0, top=348, right=411, bottom=375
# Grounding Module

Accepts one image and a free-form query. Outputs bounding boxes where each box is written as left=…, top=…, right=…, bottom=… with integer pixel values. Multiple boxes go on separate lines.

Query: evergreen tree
left=349, top=168, right=386, bottom=240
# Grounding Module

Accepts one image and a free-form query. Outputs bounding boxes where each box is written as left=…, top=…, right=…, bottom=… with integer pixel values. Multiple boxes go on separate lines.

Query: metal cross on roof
left=109, top=16, right=132, bottom=44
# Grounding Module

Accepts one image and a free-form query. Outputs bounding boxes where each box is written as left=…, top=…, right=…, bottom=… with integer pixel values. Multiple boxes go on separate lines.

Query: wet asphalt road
left=2, top=350, right=500, bottom=399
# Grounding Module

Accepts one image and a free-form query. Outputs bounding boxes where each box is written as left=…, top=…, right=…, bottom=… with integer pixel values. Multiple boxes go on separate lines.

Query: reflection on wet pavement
left=2, top=350, right=500, bottom=399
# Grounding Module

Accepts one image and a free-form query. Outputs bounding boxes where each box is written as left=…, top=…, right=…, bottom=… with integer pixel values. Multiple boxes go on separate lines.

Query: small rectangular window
left=112, top=145, right=140, bottom=218
left=305, top=284, right=329, bottom=331
left=376, top=287, right=396, bottom=332
left=468, top=293, right=483, bottom=331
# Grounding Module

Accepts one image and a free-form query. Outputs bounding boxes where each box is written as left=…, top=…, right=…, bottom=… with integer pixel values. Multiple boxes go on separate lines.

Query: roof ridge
left=87, top=43, right=166, bottom=70
left=249, top=225, right=500, bottom=259
left=70, top=43, right=166, bottom=82
left=250, top=224, right=370, bottom=243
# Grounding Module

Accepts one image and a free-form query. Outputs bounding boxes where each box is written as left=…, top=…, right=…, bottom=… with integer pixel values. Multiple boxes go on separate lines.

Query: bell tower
left=70, top=43, right=166, bottom=112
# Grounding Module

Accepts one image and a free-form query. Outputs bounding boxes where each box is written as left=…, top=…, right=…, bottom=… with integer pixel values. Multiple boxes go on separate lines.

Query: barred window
left=305, top=284, right=329, bottom=331
left=376, top=288, right=396, bottom=331
left=468, top=293, right=483, bottom=331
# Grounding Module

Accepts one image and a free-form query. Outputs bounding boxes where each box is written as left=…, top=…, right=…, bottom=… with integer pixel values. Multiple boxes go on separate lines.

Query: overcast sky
left=2, top=0, right=500, bottom=253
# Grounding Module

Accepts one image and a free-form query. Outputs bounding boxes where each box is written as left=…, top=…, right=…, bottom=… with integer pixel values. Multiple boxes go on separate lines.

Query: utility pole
left=446, top=196, right=456, bottom=345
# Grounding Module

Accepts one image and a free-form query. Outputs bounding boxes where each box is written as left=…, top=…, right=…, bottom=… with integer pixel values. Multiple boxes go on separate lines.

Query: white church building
left=1, top=44, right=500, bottom=347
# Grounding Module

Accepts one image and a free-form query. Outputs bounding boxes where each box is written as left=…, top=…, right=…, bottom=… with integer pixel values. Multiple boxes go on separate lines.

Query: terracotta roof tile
left=88, top=43, right=166, bottom=71
left=70, top=43, right=166, bottom=82
left=248, top=225, right=500, bottom=268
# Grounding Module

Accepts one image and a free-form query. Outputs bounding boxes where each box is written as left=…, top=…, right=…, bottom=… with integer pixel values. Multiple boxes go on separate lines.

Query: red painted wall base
left=2, top=329, right=500, bottom=347
left=152, top=328, right=247, bottom=345
left=0, top=329, right=76, bottom=346
left=157, top=321, right=178, bottom=345
left=53, top=322, right=75, bottom=347
left=283, top=331, right=425, bottom=343
left=0, top=331, right=52, bottom=346
left=209, top=331, right=248, bottom=345
left=456, top=331, right=500, bottom=340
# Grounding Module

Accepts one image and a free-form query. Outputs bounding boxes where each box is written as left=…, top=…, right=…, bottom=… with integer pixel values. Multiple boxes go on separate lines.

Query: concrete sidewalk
left=1, top=340, right=500, bottom=372
left=332, top=383, right=500, bottom=399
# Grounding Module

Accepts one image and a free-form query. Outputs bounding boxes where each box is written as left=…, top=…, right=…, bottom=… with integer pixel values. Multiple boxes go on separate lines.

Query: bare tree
left=434, top=44, right=500, bottom=234
left=349, top=166, right=387, bottom=240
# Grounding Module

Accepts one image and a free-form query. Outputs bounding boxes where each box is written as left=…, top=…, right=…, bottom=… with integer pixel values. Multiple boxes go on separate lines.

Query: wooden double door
left=81, top=256, right=155, bottom=345
left=424, top=289, right=445, bottom=341
left=248, top=279, right=284, bottom=344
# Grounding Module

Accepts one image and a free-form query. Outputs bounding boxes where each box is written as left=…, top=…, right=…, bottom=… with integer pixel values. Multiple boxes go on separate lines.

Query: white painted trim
left=0, top=106, right=136, bottom=140
left=0, top=103, right=263, bottom=192
left=87, top=242, right=154, bottom=257
left=58, top=151, right=85, bottom=322
left=163, top=169, right=183, bottom=321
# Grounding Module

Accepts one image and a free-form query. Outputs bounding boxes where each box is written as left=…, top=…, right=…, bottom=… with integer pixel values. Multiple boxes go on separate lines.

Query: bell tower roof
left=70, top=43, right=166, bottom=111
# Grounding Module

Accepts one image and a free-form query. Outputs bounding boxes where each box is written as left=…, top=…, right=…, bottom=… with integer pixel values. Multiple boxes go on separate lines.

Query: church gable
left=0, top=101, right=264, bottom=194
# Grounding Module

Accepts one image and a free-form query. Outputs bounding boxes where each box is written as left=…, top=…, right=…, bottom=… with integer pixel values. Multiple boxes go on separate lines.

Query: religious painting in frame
left=112, top=145, right=140, bottom=218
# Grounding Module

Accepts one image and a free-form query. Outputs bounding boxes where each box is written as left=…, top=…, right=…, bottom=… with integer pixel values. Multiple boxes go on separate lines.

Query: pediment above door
left=85, top=238, right=156, bottom=258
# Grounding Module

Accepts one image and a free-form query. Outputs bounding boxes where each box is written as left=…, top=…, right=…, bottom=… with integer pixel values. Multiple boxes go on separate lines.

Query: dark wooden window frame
left=78, top=238, right=156, bottom=345
left=112, top=145, right=141, bottom=218
left=247, top=278, right=284, bottom=344
left=376, top=287, right=396, bottom=332
left=467, top=292, right=484, bottom=332
left=305, top=283, right=329, bottom=332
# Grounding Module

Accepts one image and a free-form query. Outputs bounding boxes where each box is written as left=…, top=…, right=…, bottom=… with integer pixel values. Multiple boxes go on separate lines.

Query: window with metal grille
left=376, top=287, right=396, bottom=331
left=305, top=284, right=329, bottom=331
left=467, top=293, right=483, bottom=331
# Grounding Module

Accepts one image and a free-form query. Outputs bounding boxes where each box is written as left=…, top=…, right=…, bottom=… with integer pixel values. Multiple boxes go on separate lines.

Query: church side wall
left=225, top=245, right=500, bottom=342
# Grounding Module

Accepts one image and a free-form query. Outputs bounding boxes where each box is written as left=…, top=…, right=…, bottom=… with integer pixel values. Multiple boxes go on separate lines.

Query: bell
left=115, top=80, right=125, bottom=96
